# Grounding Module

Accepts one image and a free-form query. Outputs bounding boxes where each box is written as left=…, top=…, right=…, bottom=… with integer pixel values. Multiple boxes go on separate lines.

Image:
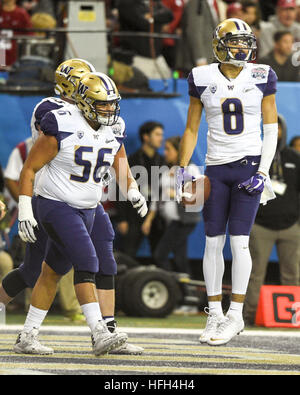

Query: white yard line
left=0, top=324, right=300, bottom=337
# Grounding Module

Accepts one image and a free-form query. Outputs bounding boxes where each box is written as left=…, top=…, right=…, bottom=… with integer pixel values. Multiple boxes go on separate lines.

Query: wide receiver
left=177, top=18, right=278, bottom=345
left=14, top=71, right=147, bottom=356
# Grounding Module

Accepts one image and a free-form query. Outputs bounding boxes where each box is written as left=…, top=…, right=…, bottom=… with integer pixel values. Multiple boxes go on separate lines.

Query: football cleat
left=207, top=313, right=244, bottom=346
left=14, top=328, right=54, bottom=355
left=199, top=307, right=225, bottom=344
left=109, top=342, right=144, bottom=355
left=106, top=320, right=144, bottom=355
left=91, top=320, right=128, bottom=356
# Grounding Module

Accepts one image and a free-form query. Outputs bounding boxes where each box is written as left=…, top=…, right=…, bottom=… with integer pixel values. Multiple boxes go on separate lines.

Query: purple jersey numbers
left=222, top=98, right=244, bottom=135
left=70, top=146, right=93, bottom=183
left=70, top=146, right=113, bottom=183
left=93, top=148, right=112, bottom=183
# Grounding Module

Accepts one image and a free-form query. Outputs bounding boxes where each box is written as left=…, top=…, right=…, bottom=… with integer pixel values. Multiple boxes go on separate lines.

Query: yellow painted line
left=0, top=362, right=299, bottom=375
left=0, top=340, right=293, bottom=356
left=1, top=340, right=299, bottom=362
left=0, top=350, right=299, bottom=366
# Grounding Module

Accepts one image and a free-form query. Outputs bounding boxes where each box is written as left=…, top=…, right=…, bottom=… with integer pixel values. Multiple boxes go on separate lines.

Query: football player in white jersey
left=176, top=18, right=278, bottom=345
left=0, top=59, right=144, bottom=355
left=14, top=72, right=147, bottom=356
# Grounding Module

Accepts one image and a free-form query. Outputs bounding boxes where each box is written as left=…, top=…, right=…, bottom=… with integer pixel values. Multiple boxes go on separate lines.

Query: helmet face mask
left=93, top=100, right=120, bottom=126
left=213, top=19, right=257, bottom=67
left=76, top=72, right=121, bottom=127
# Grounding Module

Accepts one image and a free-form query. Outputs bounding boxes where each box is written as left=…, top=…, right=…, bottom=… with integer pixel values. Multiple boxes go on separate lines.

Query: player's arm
left=18, top=134, right=58, bottom=243
left=179, top=96, right=203, bottom=167
left=238, top=94, right=278, bottom=194
left=112, top=144, right=148, bottom=217
left=176, top=96, right=203, bottom=202
left=259, top=93, right=278, bottom=177
left=19, top=134, right=58, bottom=197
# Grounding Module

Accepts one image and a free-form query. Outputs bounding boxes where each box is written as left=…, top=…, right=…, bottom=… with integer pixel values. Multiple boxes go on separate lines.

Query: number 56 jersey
left=188, top=62, right=277, bottom=166
left=36, top=106, right=126, bottom=209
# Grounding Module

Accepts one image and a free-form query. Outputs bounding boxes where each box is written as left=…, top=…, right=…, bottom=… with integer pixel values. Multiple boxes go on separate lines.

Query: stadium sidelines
left=1, top=325, right=300, bottom=337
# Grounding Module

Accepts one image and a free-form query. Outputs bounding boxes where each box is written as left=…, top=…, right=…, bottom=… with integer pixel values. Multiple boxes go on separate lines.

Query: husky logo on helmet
left=60, top=65, right=74, bottom=76
left=54, top=58, right=96, bottom=99
left=212, top=18, right=257, bottom=67
left=77, top=81, right=89, bottom=97
left=75, top=72, right=121, bottom=127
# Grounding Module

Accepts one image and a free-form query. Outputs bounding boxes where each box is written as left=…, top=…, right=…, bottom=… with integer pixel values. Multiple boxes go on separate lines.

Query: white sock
left=81, top=302, right=102, bottom=332
left=230, top=235, right=252, bottom=295
left=228, top=301, right=244, bottom=319
left=203, top=235, right=226, bottom=295
left=208, top=301, right=224, bottom=317
left=23, top=305, right=48, bottom=333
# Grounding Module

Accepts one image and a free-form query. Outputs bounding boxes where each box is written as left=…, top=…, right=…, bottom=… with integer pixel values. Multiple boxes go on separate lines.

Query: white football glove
left=18, top=195, right=38, bottom=243
left=128, top=188, right=148, bottom=218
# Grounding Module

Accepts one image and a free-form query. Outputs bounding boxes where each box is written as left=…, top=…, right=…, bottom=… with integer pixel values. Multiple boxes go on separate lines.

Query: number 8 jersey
left=36, top=105, right=126, bottom=209
left=188, top=62, right=277, bottom=166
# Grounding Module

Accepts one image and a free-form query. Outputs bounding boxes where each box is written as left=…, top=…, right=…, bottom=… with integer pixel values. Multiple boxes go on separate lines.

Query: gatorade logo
left=255, top=286, right=300, bottom=328
left=272, top=293, right=297, bottom=324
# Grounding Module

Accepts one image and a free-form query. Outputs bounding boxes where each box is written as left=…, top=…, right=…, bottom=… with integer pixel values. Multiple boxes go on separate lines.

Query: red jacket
left=162, top=0, right=184, bottom=47
left=0, top=6, right=32, bottom=66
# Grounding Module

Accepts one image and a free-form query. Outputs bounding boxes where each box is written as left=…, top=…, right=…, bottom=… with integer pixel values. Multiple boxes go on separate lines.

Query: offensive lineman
left=0, top=59, right=144, bottom=355
left=14, top=72, right=148, bottom=355
left=176, top=18, right=278, bottom=345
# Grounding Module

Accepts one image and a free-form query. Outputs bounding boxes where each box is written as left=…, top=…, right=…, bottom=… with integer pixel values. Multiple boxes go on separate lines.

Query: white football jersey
left=188, top=62, right=277, bottom=165
left=31, top=97, right=67, bottom=142
left=30, top=97, right=70, bottom=192
left=36, top=106, right=126, bottom=209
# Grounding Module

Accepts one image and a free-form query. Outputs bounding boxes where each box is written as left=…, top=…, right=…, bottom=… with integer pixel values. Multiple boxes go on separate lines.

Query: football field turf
left=0, top=314, right=299, bottom=376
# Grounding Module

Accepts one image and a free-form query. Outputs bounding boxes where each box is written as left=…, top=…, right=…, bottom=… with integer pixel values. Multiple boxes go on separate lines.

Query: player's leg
left=14, top=259, right=61, bottom=355
left=200, top=166, right=231, bottom=342
left=43, top=199, right=127, bottom=355
left=92, top=205, right=143, bottom=355
left=58, top=268, right=84, bottom=322
left=208, top=157, right=261, bottom=345
left=15, top=197, right=127, bottom=355
left=1, top=195, right=48, bottom=306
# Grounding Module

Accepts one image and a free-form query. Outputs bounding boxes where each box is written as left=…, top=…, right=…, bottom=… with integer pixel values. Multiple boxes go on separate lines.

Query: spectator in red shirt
left=161, top=0, right=185, bottom=69
left=0, top=0, right=32, bottom=66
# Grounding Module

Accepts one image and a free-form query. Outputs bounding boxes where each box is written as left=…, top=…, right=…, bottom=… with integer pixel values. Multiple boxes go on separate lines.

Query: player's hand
left=128, top=188, right=148, bottom=218
left=175, top=167, right=195, bottom=203
left=18, top=195, right=38, bottom=243
left=238, top=173, right=266, bottom=195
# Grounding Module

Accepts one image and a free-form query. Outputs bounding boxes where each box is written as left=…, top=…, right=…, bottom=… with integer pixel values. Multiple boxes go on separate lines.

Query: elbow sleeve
left=258, top=123, right=278, bottom=176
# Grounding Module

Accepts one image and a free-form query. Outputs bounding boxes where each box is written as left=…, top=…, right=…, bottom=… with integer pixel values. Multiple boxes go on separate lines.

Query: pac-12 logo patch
left=251, top=67, right=267, bottom=80
left=209, top=84, right=217, bottom=94
left=77, top=131, right=84, bottom=139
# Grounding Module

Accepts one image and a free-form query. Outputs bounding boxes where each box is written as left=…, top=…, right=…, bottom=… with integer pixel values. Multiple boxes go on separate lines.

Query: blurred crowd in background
left=2, top=1, right=300, bottom=85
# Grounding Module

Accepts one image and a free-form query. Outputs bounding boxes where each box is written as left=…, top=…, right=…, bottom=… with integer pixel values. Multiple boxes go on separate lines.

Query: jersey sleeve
left=40, top=111, right=59, bottom=136
left=187, top=69, right=208, bottom=100
left=263, top=67, right=277, bottom=97
left=40, top=111, right=73, bottom=151
left=187, top=71, right=201, bottom=98
left=34, top=100, right=64, bottom=126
